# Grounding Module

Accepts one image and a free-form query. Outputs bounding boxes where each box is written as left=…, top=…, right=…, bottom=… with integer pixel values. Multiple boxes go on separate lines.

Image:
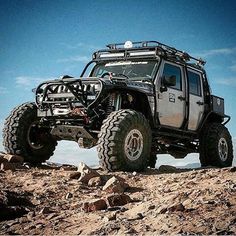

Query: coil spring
left=106, top=94, right=116, bottom=116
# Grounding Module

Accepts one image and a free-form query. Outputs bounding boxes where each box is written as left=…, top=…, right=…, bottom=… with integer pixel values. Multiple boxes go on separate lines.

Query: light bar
left=129, top=51, right=156, bottom=57
left=99, top=53, right=124, bottom=58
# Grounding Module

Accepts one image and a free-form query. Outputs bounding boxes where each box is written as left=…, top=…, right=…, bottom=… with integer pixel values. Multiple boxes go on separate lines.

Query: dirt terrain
left=0, top=153, right=236, bottom=235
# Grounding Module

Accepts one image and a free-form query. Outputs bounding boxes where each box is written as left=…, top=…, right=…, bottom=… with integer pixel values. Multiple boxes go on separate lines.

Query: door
left=187, top=69, right=204, bottom=130
left=156, top=62, right=185, bottom=128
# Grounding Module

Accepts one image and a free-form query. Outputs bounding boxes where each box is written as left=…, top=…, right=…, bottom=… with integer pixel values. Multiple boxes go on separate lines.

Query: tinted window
left=187, top=71, right=201, bottom=96
left=162, top=63, right=182, bottom=90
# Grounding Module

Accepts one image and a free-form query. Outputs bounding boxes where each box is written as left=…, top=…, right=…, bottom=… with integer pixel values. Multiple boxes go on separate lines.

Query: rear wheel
left=2, top=102, right=57, bottom=164
left=97, top=109, right=152, bottom=172
left=199, top=123, right=233, bottom=167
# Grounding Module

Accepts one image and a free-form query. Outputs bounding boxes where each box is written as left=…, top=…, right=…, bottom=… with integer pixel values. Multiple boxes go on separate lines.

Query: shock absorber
left=106, top=93, right=122, bottom=116
left=106, top=93, right=115, bottom=116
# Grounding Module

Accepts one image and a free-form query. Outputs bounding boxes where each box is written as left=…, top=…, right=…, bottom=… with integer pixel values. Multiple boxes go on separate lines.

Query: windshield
left=91, top=60, right=158, bottom=81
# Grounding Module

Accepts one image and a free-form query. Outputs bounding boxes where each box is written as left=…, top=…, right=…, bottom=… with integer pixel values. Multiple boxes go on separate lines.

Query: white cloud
left=60, top=42, right=100, bottom=51
left=57, top=55, right=90, bottom=63
left=0, top=86, right=8, bottom=94
left=195, top=47, right=236, bottom=58
left=229, top=63, right=236, bottom=72
left=15, top=76, right=57, bottom=89
left=216, top=77, right=236, bottom=87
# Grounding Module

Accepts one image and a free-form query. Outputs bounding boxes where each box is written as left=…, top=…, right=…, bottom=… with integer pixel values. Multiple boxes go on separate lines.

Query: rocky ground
left=0, top=152, right=236, bottom=235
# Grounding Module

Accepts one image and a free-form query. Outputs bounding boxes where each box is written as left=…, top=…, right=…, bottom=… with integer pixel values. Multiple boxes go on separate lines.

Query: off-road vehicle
left=3, top=40, right=233, bottom=171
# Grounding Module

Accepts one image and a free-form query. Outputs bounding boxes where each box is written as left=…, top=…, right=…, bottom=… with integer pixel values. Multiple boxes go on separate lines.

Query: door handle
left=196, top=101, right=204, bottom=106
left=178, top=95, right=185, bottom=101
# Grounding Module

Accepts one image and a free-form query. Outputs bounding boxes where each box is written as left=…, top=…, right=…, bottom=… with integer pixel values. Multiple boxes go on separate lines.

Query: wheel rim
left=124, top=129, right=143, bottom=161
left=218, top=137, right=228, bottom=161
left=27, top=122, right=44, bottom=149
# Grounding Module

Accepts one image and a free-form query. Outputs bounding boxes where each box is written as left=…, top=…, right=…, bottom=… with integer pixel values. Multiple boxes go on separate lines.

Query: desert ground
left=0, top=153, right=236, bottom=235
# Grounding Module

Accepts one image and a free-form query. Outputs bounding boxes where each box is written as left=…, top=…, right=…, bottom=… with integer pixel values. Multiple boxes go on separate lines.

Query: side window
left=162, top=63, right=182, bottom=90
left=187, top=70, right=202, bottom=96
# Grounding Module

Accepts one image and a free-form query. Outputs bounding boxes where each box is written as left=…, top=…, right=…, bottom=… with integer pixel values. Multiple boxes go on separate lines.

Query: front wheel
left=97, top=110, right=152, bottom=172
left=2, top=102, right=57, bottom=164
left=199, top=123, right=233, bottom=167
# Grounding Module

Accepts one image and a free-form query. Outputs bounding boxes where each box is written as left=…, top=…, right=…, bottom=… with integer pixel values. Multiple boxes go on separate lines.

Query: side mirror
left=160, top=75, right=176, bottom=92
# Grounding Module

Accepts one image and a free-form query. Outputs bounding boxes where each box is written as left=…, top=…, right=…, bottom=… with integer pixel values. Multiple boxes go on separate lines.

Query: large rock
left=159, top=203, right=185, bottom=214
left=229, top=166, right=236, bottom=172
left=88, top=176, right=103, bottom=187
left=168, top=203, right=185, bottom=212
left=0, top=155, right=8, bottom=163
left=68, top=171, right=81, bottom=179
left=0, top=162, right=27, bottom=171
left=77, top=162, right=100, bottom=184
left=0, top=162, right=17, bottom=171
left=158, top=165, right=178, bottom=173
left=3, top=154, right=24, bottom=163
left=82, top=199, right=107, bottom=212
left=106, top=194, right=131, bottom=207
left=102, top=176, right=129, bottom=194
left=0, top=190, right=31, bottom=221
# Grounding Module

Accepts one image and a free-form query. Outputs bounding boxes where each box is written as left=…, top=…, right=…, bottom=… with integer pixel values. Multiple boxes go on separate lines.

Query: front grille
left=36, top=78, right=101, bottom=117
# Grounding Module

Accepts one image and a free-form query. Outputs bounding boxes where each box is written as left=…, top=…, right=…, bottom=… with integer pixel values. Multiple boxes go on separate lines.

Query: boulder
left=102, top=176, right=129, bottom=194
left=88, top=176, right=103, bottom=187
left=68, top=171, right=81, bottom=179
left=168, top=203, right=185, bottom=212
left=0, top=162, right=16, bottom=171
left=82, top=199, right=107, bottom=212
left=106, top=193, right=131, bottom=207
left=77, top=162, right=100, bottom=184
left=158, top=165, right=178, bottom=173
left=229, top=166, right=236, bottom=172
left=0, top=155, right=8, bottom=163
left=1, top=162, right=28, bottom=171
left=159, top=203, right=185, bottom=214
left=3, top=154, right=24, bottom=163
left=0, top=190, right=31, bottom=221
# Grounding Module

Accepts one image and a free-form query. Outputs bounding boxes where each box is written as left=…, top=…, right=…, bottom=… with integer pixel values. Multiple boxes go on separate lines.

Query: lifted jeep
left=3, top=40, right=233, bottom=171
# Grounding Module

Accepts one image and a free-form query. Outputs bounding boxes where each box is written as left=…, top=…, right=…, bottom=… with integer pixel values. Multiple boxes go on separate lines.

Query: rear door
left=156, top=61, right=186, bottom=128
left=187, top=69, right=204, bottom=130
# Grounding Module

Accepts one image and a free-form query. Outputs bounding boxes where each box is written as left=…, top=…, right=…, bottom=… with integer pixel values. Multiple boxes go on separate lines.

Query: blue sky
left=0, top=0, right=235, bottom=166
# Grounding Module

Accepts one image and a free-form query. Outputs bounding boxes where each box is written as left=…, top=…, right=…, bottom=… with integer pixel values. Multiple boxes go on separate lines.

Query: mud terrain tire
left=97, top=109, right=152, bottom=172
left=199, top=123, right=233, bottom=167
left=2, top=102, right=57, bottom=164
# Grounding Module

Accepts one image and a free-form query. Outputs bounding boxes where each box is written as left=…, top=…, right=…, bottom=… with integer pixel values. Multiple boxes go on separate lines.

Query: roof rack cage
left=105, top=40, right=206, bottom=66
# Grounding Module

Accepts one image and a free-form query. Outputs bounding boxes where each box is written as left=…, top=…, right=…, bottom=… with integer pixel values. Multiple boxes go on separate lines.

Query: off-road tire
left=199, top=123, right=233, bottom=167
left=97, top=109, right=152, bottom=172
left=2, top=102, right=57, bottom=164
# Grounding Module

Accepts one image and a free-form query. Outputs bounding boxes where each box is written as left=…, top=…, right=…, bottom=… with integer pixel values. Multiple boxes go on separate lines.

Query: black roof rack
left=93, top=40, right=206, bottom=67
